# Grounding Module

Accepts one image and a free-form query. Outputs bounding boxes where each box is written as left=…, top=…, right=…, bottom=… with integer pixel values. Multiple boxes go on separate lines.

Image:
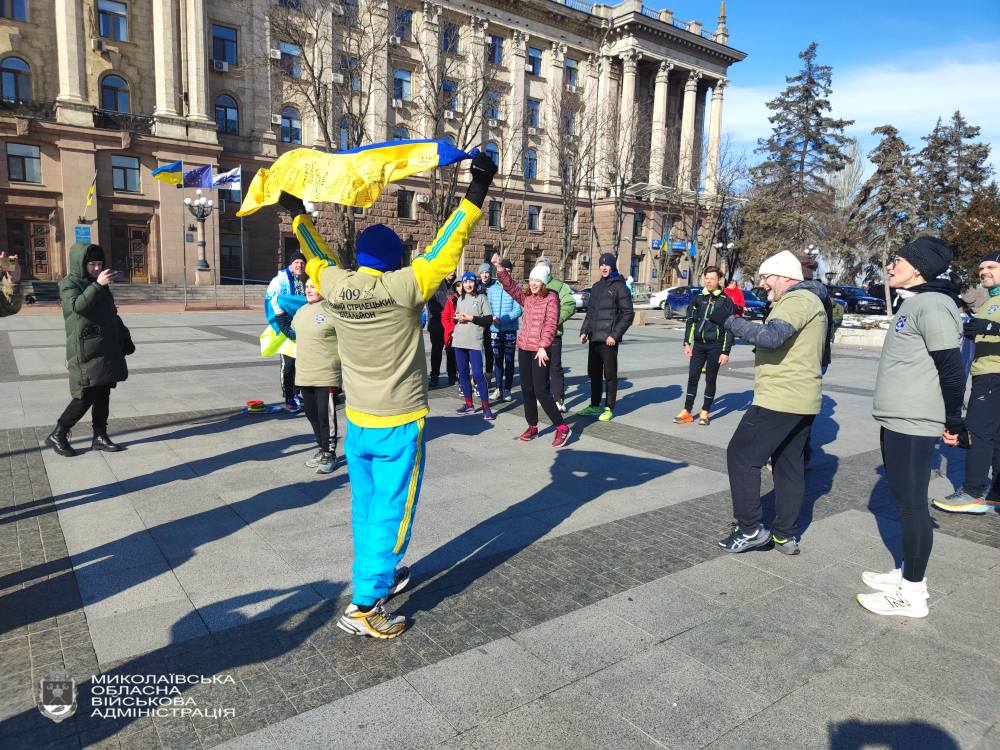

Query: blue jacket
left=486, top=279, right=522, bottom=332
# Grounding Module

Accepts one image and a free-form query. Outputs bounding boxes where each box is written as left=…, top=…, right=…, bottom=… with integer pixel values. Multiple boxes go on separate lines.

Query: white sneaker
left=502, top=391, right=514, bottom=402
left=490, top=388, right=501, bottom=401
left=856, top=583, right=929, bottom=618
left=861, top=569, right=929, bottom=597
left=556, top=399, right=567, bottom=413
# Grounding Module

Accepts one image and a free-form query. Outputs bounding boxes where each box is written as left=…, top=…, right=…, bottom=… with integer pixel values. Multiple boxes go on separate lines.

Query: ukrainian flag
left=237, top=139, right=473, bottom=216
left=152, top=160, right=184, bottom=186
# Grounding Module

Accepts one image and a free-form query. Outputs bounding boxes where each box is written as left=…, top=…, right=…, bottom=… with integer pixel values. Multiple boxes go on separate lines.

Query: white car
left=649, top=287, right=678, bottom=309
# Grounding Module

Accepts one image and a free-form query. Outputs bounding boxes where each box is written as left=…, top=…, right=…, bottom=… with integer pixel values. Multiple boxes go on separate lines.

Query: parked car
left=741, top=289, right=767, bottom=320
left=649, top=287, right=673, bottom=310
left=828, top=285, right=887, bottom=315
left=571, top=286, right=591, bottom=311
left=664, top=285, right=702, bottom=319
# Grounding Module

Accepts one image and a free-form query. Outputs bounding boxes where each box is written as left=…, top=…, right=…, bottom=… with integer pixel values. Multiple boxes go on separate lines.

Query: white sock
left=899, top=577, right=926, bottom=594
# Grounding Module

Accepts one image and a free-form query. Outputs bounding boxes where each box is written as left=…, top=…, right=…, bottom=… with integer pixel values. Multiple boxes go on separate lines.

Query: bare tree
left=689, top=135, right=749, bottom=281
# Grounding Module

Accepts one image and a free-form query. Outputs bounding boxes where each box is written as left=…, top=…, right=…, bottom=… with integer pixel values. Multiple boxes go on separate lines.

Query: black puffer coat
left=582, top=274, right=633, bottom=342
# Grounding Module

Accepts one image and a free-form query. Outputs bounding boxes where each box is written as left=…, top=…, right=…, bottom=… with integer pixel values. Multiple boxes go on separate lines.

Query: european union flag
left=182, top=165, right=213, bottom=188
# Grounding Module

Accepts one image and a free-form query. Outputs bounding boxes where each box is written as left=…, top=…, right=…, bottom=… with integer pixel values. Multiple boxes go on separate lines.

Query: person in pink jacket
left=494, top=254, right=572, bottom=448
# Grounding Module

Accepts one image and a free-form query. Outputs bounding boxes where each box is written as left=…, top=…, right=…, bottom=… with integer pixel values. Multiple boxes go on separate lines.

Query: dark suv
left=829, top=286, right=887, bottom=315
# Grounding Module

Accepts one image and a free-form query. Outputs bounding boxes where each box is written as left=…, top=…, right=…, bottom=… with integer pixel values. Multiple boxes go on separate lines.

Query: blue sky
left=649, top=0, right=1000, bottom=174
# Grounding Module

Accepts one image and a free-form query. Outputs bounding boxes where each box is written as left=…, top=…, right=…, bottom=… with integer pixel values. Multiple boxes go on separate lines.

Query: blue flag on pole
left=182, top=165, right=213, bottom=188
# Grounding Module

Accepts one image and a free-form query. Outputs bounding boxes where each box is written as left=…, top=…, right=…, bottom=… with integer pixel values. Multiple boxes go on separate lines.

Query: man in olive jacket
left=535, top=257, right=577, bottom=411
left=46, top=242, right=132, bottom=457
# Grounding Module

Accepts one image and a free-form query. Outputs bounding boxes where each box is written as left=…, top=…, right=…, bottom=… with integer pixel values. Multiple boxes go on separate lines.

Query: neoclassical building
left=0, top=0, right=744, bottom=288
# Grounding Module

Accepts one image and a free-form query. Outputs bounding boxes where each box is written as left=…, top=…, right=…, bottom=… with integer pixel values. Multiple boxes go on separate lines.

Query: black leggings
left=588, top=342, right=619, bottom=408
left=300, top=386, right=339, bottom=454
left=880, top=428, right=935, bottom=583
left=518, top=348, right=564, bottom=427
left=428, top=321, right=456, bottom=382
left=964, top=374, right=1000, bottom=496
left=279, top=354, right=298, bottom=401
left=685, top=342, right=722, bottom=412
left=58, top=385, right=112, bottom=432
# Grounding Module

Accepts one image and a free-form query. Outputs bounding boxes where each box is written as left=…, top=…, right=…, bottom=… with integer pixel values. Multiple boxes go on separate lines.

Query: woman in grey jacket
left=453, top=271, right=494, bottom=421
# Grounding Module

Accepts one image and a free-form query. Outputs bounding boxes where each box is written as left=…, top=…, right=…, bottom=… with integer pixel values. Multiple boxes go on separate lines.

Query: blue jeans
left=491, top=330, right=517, bottom=391
left=454, top=347, right=489, bottom=403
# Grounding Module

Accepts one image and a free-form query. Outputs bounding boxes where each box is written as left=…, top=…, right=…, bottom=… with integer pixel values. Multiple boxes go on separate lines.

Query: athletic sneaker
left=284, top=399, right=301, bottom=414
left=552, top=424, right=572, bottom=449
left=718, top=522, right=771, bottom=553
left=698, top=410, right=711, bottom=426
left=455, top=403, right=476, bottom=415
left=556, top=400, right=567, bottom=413
left=771, top=533, right=800, bottom=555
left=304, top=449, right=325, bottom=468
left=578, top=405, right=603, bottom=416
left=482, top=406, right=496, bottom=422
left=503, top=391, right=514, bottom=402
left=338, top=601, right=409, bottom=639
left=293, top=394, right=305, bottom=410
left=519, top=425, right=539, bottom=441
left=932, top=489, right=990, bottom=515
left=388, top=566, right=411, bottom=599
left=856, top=584, right=929, bottom=618
left=598, top=407, right=613, bottom=422
left=673, top=409, right=694, bottom=424
left=490, top=387, right=502, bottom=401
left=315, top=451, right=336, bottom=474
left=861, top=568, right=904, bottom=593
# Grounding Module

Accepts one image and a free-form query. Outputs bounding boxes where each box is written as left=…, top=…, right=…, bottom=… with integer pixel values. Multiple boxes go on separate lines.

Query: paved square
left=1, top=310, right=998, bottom=749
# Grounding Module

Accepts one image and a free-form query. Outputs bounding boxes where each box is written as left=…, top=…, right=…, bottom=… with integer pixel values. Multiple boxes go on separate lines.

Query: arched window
left=214, top=94, right=238, bottom=135
left=523, top=148, right=537, bottom=179
left=392, top=125, right=409, bottom=141
left=483, top=141, right=499, bottom=166
left=338, top=116, right=351, bottom=150
left=0, top=56, right=31, bottom=103
left=440, top=134, right=456, bottom=148
left=100, top=74, right=129, bottom=113
left=280, top=106, right=301, bottom=144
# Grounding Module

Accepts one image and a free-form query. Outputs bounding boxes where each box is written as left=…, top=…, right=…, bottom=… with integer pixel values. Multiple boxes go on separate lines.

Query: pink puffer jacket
left=497, top=267, right=558, bottom=352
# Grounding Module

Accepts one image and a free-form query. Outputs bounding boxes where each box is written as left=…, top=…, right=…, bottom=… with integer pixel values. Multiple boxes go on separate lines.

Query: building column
left=618, top=50, right=639, bottom=144
left=677, top=70, right=701, bottom=191
left=54, top=1, right=91, bottom=125
left=152, top=0, right=187, bottom=137
left=593, top=53, right=612, bottom=188
left=184, top=0, right=216, bottom=141
left=704, top=79, right=726, bottom=194
left=419, top=1, right=441, bottom=139
left=504, top=30, right=528, bottom=176
left=545, top=41, right=566, bottom=182
left=648, top=61, right=672, bottom=186
left=366, top=0, right=390, bottom=142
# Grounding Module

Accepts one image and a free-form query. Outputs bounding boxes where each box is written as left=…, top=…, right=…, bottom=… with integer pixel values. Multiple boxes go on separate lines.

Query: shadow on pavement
left=827, top=720, right=961, bottom=750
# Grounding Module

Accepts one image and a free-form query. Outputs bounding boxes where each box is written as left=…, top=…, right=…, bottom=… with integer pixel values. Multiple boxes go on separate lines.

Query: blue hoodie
left=486, top=279, right=522, bottom=332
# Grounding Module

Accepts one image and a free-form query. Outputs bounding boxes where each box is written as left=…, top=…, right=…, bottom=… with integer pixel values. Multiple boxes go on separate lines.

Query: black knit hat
left=288, top=251, right=306, bottom=266
left=897, top=236, right=953, bottom=280
left=599, top=252, right=617, bottom=269
left=83, top=244, right=105, bottom=266
left=981, top=250, right=1000, bottom=264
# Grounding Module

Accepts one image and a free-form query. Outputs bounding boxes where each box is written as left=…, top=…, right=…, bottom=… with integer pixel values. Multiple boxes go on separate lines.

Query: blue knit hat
left=355, top=224, right=403, bottom=272
left=461, top=271, right=476, bottom=282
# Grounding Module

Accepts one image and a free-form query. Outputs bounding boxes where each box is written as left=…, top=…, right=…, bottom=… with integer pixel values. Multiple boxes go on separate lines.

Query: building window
left=394, top=8, right=412, bottom=40
left=111, top=155, right=140, bottom=192
left=526, top=99, right=540, bottom=128
left=279, top=42, right=301, bottom=78
left=212, top=24, right=238, bottom=65
left=527, top=47, right=542, bottom=76
left=442, top=79, right=457, bottom=111
left=214, top=95, right=238, bottom=135
left=392, top=69, right=411, bottom=100
left=342, top=0, right=358, bottom=26
left=0, top=56, right=31, bottom=102
left=484, top=141, right=499, bottom=166
left=100, top=75, right=129, bottom=112
left=561, top=108, right=574, bottom=135
left=392, top=125, right=409, bottom=141
left=523, top=149, right=537, bottom=179
left=339, top=116, right=351, bottom=150
left=219, top=186, right=241, bottom=204
left=487, top=34, right=503, bottom=65
left=441, top=21, right=459, bottom=54
left=98, top=0, right=128, bottom=42
left=220, top=234, right=242, bottom=273
left=528, top=205, right=540, bottom=231
left=634, top=210, right=645, bottom=237
left=280, top=106, right=301, bottom=143
left=484, top=90, right=500, bottom=120
left=564, top=57, right=578, bottom=87
left=340, top=55, right=361, bottom=92
left=397, top=189, right=413, bottom=219
left=488, top=200, right=501, bottom=228
left=6, top=143, right=40, bottom=183
left=560, top=155, right=574, bottom=183
left=0, top=0, right=27, bottom=21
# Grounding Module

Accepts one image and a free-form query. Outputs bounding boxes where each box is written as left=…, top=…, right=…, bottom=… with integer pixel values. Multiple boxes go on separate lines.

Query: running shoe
left=556, top=400, right=567, bottom=413
left=552, top=424, right=572, bottom=449
left=388, top=566, right=410, bottom=599
left=482, top=406, right=496, bottom=422
left=490, top=387, right=502, bottom=401
left=598, top=407, right=613, bottom=422
left=698, top=410, right=711, bottom=426
left=771, top=533, right=800, bottom=555
left=578, top=405, right=603, bottom=416
left=304, top=449, right=325, bottom=468
left=932, top=489, right=989, bottom=515
left=673, top=409, right=694, bottom=424
left=718, top=522, right=771, bottom=553
left=338, top=601, right=409, bottom=639
left=519, top=425, right=539, bottom=442
left=860, top=568, right=925, bottom=595
left=284, top=399, right=301, bottom=414
left=455, top=404, right=476, bottom=415
left=503, top=391, right=514, bottom=402
left=315, top=451, right=336, bottom=474
left=856, top=585, right=929, bottom=618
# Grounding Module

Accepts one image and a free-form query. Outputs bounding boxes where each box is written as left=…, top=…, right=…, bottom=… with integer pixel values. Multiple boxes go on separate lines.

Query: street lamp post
left=183, top=189, right=214, bottom=285
left=825, top=271, right=835, bottom=285
left=714, top=241, right=734, bottom=276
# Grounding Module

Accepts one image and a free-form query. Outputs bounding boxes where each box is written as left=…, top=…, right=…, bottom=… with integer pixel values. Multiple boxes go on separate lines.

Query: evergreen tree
left=915, top=111, right=993, bottom=230
left=943, top=182, right=1000, bottom=279
left=848, top=125, right=918, bottom=304
left=740, top=43, right=853, bottom=266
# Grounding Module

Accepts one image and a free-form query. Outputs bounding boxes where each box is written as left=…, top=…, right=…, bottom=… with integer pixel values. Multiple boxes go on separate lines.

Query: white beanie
left=758, top=250, right=803, bottom=281
left=529, top=265, right=551, bottom=284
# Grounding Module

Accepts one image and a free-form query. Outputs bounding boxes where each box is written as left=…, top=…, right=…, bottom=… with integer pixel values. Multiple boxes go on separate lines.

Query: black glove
left=278, top=191, right=306, bottom=216
left=963, top=317, right=1000, bottom=339
left=708, top=296, right=736, bottom=326
left=464, top=151, right=498, bottom=209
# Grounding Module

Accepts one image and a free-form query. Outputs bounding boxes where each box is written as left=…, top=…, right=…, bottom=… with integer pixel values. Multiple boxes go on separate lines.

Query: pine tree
left=739, top=43, right=854, bottom=266
left=848, top=125, right=918, bottom=304
left=915, top=111, right=993, bottom=230
left=943, top=182, right=1000, bottom=279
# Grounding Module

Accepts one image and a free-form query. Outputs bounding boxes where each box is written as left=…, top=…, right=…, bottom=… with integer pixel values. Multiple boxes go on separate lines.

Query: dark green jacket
left=59, top=242, right=129, bottom=398
left=547, top=277, right=577, bottom=338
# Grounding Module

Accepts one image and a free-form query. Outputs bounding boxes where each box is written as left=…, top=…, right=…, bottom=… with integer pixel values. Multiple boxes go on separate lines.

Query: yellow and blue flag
left=151, top=160, right=184, bottom=186
left=85, top=173, right=97, bottom=207
left=237, top=139, right=474, bottom=216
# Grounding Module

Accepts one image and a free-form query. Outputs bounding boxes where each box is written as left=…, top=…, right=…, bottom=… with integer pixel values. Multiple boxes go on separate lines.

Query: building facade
left=0, top=0, right=744, bottom=289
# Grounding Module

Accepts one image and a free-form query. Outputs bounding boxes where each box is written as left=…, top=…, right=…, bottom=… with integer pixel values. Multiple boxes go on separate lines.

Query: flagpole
left=240, top=212, right=246, bottom=308
left=212, top=203, right=219, bottom=310
left=180, top=181, right=188, bottom=310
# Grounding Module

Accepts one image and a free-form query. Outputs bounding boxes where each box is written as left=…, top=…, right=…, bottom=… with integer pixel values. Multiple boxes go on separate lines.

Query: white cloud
left=723, top=45, right=1000, bottom=174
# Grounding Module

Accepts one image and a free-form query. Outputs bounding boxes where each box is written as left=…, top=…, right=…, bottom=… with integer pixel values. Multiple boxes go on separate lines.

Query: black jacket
left=582, top=274, right=633, bottom=342
left=684, top=288, right=733, bottom=354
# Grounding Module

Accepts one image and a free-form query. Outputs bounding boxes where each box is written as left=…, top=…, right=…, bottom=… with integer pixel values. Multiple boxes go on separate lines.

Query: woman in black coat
left=578, top=253, right=633, bottom=421
left=46, top=242, right=133, bottom=457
